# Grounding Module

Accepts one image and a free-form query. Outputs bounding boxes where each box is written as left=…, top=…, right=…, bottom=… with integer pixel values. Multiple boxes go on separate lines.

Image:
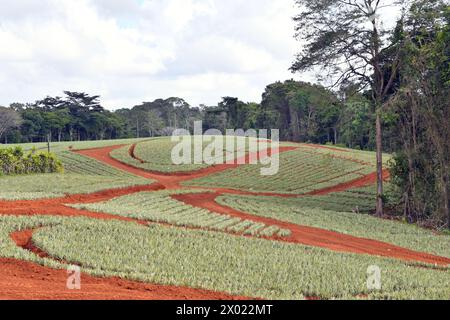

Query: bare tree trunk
left=376, top=112, right=384, bottom=217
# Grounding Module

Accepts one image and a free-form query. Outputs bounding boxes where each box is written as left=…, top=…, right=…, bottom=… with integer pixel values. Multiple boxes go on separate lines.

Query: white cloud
left=0, top=0, right=305, bottom=108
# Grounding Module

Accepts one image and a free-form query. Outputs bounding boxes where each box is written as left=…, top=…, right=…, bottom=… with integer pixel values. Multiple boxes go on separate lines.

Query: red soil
left=172, top=193, right=450, bottom=266
left=0, top=258, right=247, bottom=300
left=129, top=143, right=146, bottom=164
left=301, top=143, right=350, bottom=153
left=306, top=170, right=391, bottom=196
left=1, top=143, right=448, bottom=300
left=0, top=183, right=164, bottom=224
left=5, top=229, right=251, bottom=300
left=11, top=229, right=51, bottom=259
left=75, top=145, right=297, bottom=188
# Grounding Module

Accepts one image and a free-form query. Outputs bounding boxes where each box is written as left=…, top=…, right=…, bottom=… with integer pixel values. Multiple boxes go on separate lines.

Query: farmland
left=0, top=137, right=449, bottom=300
left=217, top=189, right=450, bottom=258
left=0, top=215, right=448, bottom=300
left=182, top=145, right=384, bottom=194
left=71, top=190, right=291, bottom=237
left=0, top=140, right=153, bottom=200
left=110, top=136, right=266, bottom=173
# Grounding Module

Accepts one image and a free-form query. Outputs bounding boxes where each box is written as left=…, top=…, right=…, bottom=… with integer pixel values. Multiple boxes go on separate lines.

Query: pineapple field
left=0, top=137, right=449, bottom=300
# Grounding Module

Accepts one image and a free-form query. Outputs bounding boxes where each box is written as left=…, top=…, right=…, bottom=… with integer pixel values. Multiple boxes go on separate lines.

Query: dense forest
left=0, top=0, right=448, bottom=229
left=0, top=84, right=378, bottom=150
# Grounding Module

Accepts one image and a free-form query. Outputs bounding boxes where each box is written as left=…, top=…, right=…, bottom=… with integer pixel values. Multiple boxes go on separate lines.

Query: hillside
left=0, top=138, right=448, bottom=300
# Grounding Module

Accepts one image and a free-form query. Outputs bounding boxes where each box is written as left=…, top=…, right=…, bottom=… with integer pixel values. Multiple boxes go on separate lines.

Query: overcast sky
left=0, top=0, right=310, bottom=109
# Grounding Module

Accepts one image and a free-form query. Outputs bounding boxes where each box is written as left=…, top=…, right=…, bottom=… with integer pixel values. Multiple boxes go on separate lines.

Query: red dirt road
left=5, top=230, right=251, bottom=300
left=76, top=145, right=298, bottom=188
left=307, top=170, right=390, bottom=196
left=0, top=258, right=247, bottom=300
left=172, top=193, right=450, bottom=266
left=1, top=143, right=449, bottom=300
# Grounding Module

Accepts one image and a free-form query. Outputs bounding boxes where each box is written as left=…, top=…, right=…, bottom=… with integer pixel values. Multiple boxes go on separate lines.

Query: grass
left=183, top=146, right=377, bottom=194
left=216, top=190, right=450, bottom=259
left=25, top=217, right=449, bottom=300
left=70, top=190, right=290, bottom=237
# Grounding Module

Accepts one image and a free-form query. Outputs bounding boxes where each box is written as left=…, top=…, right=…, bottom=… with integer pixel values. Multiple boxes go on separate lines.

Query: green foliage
left=0, top=174, right=152, bottom=200
left=386, top=0, right=450, bottom=228
left=0, top=146, right=63, bottom=176
left=111, top=136, right=262, bottom=173
left=28, top=217, right=450, bottom=300
left=217, top=189, right=450, bottom=259
left=184, top=145, right=378, bottom=194
left=71, top=190, right=290, bottom=237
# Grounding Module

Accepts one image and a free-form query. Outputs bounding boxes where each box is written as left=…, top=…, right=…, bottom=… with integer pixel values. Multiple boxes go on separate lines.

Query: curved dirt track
left=76, top=145, right=387, bottom=197
left=0, top=258, right=247, bottom=300
left=77, top=145, right=450, bottom=265
left=6, top=229, right=251, bottom=301
left=307, top=170, right=390, bottom=196
left=2, top=143, right=449, bottom=300
left=76, top=145, right=298, bottom=187
left=172, top=193, right=450, bottom=266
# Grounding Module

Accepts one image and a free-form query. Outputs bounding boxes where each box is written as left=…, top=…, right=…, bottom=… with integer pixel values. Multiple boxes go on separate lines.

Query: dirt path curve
left=0, top=258, right=247, bottom=300
left=76, top=145, right=450, bottom=266
left=76, top=145, right=297, bottom=189
left=2, top=143, right=448, bottom=300
left=173, top=193, right=450, bottom=266
left=3, top=230, right=251, bottom=301
left=76, top=145, right=387, bottom=197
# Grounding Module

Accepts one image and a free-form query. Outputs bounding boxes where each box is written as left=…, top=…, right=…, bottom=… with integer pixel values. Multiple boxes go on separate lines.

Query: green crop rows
left=57, top=151, right=139, bottom=177
left=22, top=217, right=449, bottom=300
left=71, top=190, right=291, bottom=238
left=0, top=151, right=152, bottom=200
left=217, top=191, right=450, bottom=259
left=0, top=173, right=152, bottom=200
left=111, top=136, right=266, bottom=173
left=183, top=147, right=376, bottom=194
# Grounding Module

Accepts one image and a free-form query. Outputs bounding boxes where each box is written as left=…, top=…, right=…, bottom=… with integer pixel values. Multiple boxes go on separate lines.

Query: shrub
left=0, top=146, right=63, bottom=176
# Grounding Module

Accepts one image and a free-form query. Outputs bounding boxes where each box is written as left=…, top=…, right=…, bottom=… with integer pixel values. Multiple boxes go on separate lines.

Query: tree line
left=0, top=83, right=378, bottom=149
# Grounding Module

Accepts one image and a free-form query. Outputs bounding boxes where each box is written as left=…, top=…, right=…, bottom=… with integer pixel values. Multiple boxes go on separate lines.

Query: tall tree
left=291, top=0, right=405, bottom=216
left=389, top=0, right=449, bottom=228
